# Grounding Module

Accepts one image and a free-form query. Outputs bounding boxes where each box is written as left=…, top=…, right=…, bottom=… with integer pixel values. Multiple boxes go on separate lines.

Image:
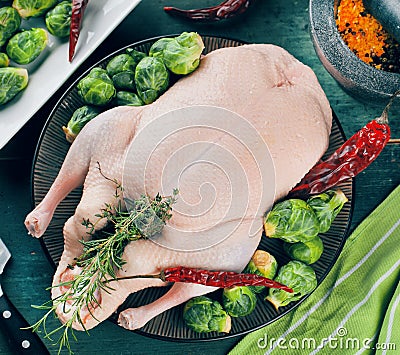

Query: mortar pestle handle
left=363, top=0, right=400, bottom=43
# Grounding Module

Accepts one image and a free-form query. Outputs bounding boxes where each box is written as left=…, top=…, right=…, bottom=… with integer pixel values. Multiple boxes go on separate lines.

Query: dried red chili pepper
left=288, top=91, right=400, bottom=199
left=164, top=0, right=255, bottom=22
left=113, top=266, right=293, bottom=292
left=161, top=266, right=293, bottom=291
left=69, top=0, right=89, bottom=62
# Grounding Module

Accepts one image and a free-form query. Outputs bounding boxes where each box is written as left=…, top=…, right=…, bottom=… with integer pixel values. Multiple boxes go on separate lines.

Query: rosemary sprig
left=26, top=165, right=178, bottom=354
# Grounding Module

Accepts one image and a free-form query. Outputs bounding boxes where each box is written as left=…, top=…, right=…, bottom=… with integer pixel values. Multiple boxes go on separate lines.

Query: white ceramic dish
left=0, top=0, right=141, bottom=150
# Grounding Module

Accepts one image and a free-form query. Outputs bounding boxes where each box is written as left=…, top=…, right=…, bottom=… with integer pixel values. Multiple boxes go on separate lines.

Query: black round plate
left=31, top=35, right=353, bottom=341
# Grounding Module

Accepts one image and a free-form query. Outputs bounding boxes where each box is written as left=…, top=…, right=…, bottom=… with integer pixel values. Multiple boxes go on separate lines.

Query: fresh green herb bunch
left=78, top=184, right=178, bottom=275
left=125, top=190, right=177, bottom=239
left=28, top=166, right=178, bottom=354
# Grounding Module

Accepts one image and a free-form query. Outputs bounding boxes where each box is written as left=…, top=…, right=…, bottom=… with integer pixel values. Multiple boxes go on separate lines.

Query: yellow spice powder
left=336, top=0, right=387, bottom=66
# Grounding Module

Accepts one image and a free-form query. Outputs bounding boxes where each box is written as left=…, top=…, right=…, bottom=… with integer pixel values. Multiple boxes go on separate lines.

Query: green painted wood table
left=1, top=1, right=399, bottom=354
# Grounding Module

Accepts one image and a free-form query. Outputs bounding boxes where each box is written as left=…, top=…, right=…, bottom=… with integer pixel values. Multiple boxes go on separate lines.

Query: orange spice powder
left=336, top=0, right=388, bottom=68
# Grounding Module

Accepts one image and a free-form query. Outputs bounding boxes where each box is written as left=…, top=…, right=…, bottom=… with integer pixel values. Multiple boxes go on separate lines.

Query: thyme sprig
left=26, top=164, right=178, bottom=354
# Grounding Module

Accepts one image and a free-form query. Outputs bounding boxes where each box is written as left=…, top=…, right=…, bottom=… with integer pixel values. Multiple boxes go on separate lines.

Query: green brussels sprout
left=0, top=67, right=28, bottom=105
left=62, top=105, right=100, bottom=143
left=150, top=32, right=204, bottom=75
left=183, top=296, right=231, bottom=333
left=77, top=67, right=116, bottom=106
left=0, top=52, right=10, bottom=67
left=266, top=260, right=317, bottom=310
left=6, top=28, right=48, bottom=64
left=244, top=250, right=278, bottom=293
left=135, top=56, right=169, bottom=104
left=307, top=189, right=348, bottom=233
left=106, top=54, right=139, bottom=77
left=45, top=1, right=72, bottom=38
left=264, top=199, right=320, bottom=243
left=110, top=71, right=135, bottom=90
left=222, top=286, right=257, bottom=317
left=0, top=6, right=21, bottom=47
left=115, top=91, right=143, bottom=106
left=106, top=53, right=143, bottom=90
left=12, top=0, right=58, bottom=19
left=283, top=236, right=324, bottom=265
left=125, top=48, right=146, bottom=63
left=149, top=37, right=174, bottom=58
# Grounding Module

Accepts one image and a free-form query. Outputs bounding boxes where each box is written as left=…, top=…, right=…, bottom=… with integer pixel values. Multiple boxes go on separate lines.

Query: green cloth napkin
left=230, top=185, right=400, bottom=355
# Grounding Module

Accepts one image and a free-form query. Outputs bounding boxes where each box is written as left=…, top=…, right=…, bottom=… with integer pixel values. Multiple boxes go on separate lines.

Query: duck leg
left=118, top=283, right=218, bottom=330
left=24, top=105, right=140, bottom=239
left=24, top=137, right=91, bottom=238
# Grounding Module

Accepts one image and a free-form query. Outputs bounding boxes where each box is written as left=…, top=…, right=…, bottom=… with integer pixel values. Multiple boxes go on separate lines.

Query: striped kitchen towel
left=230, top=185, right=400, bottom=355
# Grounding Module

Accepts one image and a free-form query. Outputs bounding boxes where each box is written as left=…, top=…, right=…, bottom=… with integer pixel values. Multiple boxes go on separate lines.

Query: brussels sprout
left=106, top=54, right=138, bottom=77
left=283, top=236, right=324, bottom=265
left=110, top=71, right=135, bottom=91
left=12, top=0, right=58, bottom=19
left=222, top=286, right=257, bottom=317
left=6, top=28, right=48, bottom=64
left=149, top=37, right=174, bottom=58
left=0, top=6, right=21, bottom=47
left=115, top=91, right=143, bottom=106
left=307, top=189, right=348, bottom=233
left=266, top=260, right=317, bottom=310
left=244, top=250, right=278, bottom=293
left=0, top=67, right=28, bottom=105
left=150, top=32, right=204, bottom=75
left=264, top=199, right=320, bottom=243
left=45, top=1, right=72, bottom=38
left=183, top=296, right=231, bottom=333
left=135, top=56, right=169, bottom=104
left=77, top=67, right=116, bottom=106
left=106, top=53, right=143, bottom=90
left=0, top=52, right=9, bottom=67
left=62, top=105, right=100, bottom=143
left=126, top=48, right=146, bottom=63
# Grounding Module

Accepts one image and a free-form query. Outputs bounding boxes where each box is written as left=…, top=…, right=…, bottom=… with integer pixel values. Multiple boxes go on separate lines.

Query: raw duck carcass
left=24, top=44, right=332, bottom=331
